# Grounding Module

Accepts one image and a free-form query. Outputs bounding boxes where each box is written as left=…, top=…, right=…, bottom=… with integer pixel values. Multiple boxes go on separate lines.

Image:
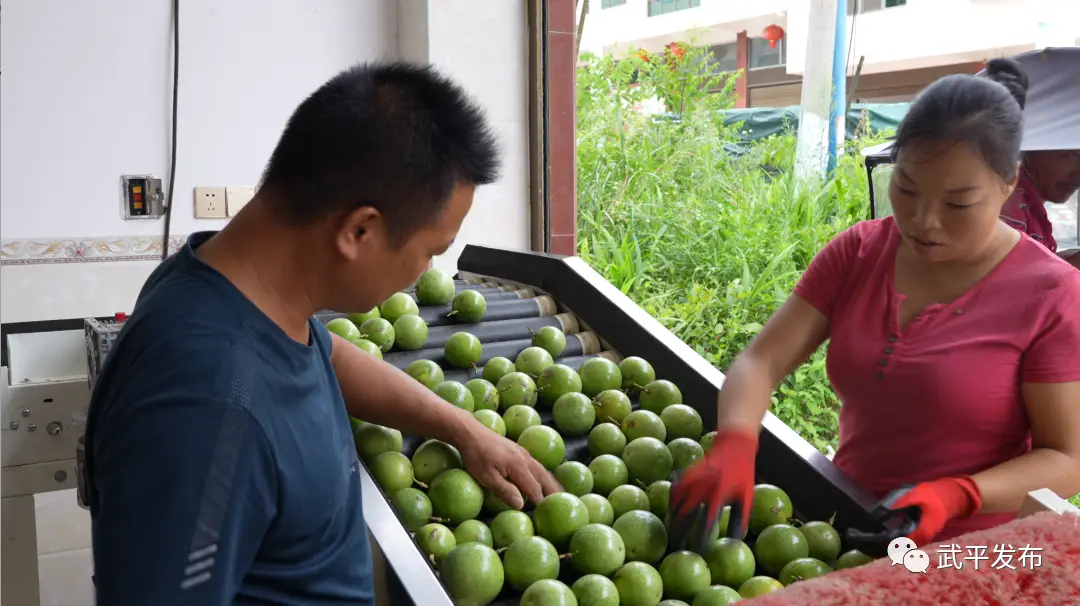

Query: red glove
left=889, top=476, right=982, bottom=547
left=669, top=428, right=758, bottom=539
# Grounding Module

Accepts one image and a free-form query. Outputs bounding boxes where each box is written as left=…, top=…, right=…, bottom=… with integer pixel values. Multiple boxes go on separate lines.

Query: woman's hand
left=453, top=424, right=562, bottom=509
left=888, top=476, right=982, bottom=546
left=669, top=428, right=759, bottom=546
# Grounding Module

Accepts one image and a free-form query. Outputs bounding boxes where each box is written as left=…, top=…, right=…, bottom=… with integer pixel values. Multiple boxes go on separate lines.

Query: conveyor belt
left=321, top=281, right=645, bottom=605
left=321, top=248, right=889, bottom=606
left=321, top=281, right=628, bottom=476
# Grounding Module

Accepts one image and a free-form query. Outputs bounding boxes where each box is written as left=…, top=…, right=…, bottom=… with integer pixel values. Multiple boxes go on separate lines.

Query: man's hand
left=328, top=332, right=561, bottom=508
left=452, top=423, right=562, bottom=509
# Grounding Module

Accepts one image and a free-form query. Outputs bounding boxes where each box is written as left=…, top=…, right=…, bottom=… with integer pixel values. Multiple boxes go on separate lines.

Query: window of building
left=848, top=0, right=906, bottom=15
left=601, top=0, right=626, bottom=8
left=748, top=37, right=786, bottom=70
left=647, top=0, right=701, bottom=18
left=706, top=42, right=738, bottom=74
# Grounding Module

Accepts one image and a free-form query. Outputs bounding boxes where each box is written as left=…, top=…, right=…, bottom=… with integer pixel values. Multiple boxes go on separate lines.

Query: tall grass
left=575, top=46, right=884, bottom=452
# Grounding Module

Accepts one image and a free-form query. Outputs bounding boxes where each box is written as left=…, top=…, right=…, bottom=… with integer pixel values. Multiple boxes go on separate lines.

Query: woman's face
left=889, top=140, right=1017, bottom=263
left=1025, top=150, right=1080, bottom=203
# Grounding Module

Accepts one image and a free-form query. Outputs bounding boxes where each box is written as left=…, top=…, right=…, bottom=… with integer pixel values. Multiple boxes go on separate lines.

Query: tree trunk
left=575, top=0, right=589, bottom=57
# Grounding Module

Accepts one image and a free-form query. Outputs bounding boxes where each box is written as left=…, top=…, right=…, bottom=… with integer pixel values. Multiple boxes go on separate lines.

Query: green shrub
left=575, top=46, right=880, bottom=453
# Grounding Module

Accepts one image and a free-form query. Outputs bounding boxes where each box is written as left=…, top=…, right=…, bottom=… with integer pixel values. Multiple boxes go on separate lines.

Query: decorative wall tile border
left=0, top=235, right=188, bottom=266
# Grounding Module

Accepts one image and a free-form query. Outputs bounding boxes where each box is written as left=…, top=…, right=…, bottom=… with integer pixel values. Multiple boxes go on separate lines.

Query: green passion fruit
left=359, top=317, right=395, bottom=353
left=325, top=317, right=361, bottom=340
left=449, top=289, right=487, bottom=323
left=444, top=332, right=483, bottom=369
left=392, top=314, right=428, bottom=351
left=349, top=337, right=383, bottom=359
left=414, top=268, right=456, bottom=306
left=531, top=325, right=567, bottom=357
left=405, top=359, right=444, bottom=389
left=378, top=292, right=419, bottom=324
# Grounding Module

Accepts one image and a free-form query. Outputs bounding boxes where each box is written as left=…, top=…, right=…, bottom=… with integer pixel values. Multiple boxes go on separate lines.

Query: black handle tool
left=842, top=484, right=922, bottom=558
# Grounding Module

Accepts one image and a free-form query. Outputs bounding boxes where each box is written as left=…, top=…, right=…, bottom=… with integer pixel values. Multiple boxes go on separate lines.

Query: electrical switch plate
left=226, top=186, right=256, bottom=217
left=194, top=187, right=227, bottom=219
left=120, top=174, right=166, bottom=220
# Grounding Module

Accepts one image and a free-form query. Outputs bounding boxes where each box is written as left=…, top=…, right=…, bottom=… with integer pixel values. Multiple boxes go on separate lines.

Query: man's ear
left=335, top=206, right=382, bottom=261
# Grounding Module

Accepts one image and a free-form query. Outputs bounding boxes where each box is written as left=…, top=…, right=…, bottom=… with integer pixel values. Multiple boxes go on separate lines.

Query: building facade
left=580, top=0, right=1080, bottom=108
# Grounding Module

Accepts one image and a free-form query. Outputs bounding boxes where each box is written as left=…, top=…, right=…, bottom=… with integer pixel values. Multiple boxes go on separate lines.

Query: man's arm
left=329, top=333, right=560, bottom=508
left=90, top=395, right=277, bottom=605
left=328, top=332, right=476, bottom=447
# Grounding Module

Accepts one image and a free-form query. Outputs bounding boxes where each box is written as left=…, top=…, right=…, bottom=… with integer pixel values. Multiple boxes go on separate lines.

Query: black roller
left=419, top=296, right=556, bottom=327
left=408, top=287, right=518, bottom=303
left=438, top=351, right=621, bottom=384
left=451, top=283, right=490, bottom=291
left=418, top=313, right=578, bottom=351
left=456, top=281, right=527, bottom=293
left=383, top=331, right=602, bottom=371
left=314, top=297, right=553, bottom=333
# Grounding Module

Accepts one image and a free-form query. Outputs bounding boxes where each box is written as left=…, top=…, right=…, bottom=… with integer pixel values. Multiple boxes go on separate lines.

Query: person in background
left=984, top=60, right=1080, bottom=269
left=669, top=58, right=1080, bottom=548
left=85, top=62, right=560, bottom=605
left=1001, top=150, right=1080, bottom=267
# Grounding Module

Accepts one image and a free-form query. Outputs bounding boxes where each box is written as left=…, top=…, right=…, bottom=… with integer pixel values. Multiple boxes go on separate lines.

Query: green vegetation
left=576, top=43, right=882, bottom=453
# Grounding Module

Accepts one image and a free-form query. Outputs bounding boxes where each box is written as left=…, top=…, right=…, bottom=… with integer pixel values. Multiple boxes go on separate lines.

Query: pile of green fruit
left=336, top=269, right=878, bottom=605
left=323, top=268, right=489, bottom=358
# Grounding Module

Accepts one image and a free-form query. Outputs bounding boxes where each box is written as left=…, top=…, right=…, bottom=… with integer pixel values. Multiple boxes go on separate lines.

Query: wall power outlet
left=226, top=186, right=256, bottom=217
left=194, top=187, right=227, bottom=219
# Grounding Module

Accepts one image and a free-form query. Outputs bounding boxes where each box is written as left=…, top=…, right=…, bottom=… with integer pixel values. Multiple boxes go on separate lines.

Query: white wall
left=0, top=0, right=531, bottom=324
left=786, top=0, right=1080, bottom=76
left=0, top=1, right=532, bottom=604
left=582, top=0, right=1080, bottom=72
left=399, top=0, right=532, bottom=274
left=580, top=0, right=789, bottom=56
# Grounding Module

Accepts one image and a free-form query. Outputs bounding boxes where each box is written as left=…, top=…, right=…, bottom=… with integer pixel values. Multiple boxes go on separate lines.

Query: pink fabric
left=1000, top=170, right=1057, bottom=253
left=745, top=512, right=1080, bottom=606
left=793, top=217, right=1080, bottom=541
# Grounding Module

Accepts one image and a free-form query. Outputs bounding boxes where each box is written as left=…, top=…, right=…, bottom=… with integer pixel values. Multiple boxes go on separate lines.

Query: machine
left=2, top=243, right=897, bottom=605
left=1, top=319, right=90, bottom=606
left=321, top=244, right=896, bottom=605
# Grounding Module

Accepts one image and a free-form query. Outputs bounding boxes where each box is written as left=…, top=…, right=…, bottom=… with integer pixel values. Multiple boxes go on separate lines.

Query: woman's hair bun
left=984, top=57, right=1029, bottom=109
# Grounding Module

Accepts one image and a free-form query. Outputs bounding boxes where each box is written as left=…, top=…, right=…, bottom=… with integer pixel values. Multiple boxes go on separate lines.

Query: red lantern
left=762, top=24, right=785, bottom=49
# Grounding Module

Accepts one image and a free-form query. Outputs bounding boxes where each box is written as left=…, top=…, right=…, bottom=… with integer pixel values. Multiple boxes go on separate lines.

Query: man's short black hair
left=259, top=61, right=501, bottom=243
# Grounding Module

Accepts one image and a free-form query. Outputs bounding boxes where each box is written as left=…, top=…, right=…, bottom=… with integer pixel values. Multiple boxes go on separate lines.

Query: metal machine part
left=1, top=363, right=88, bottom=606
left=0, top=244, right=889, bottom=606
left=325, top=244, right=886, bottom=606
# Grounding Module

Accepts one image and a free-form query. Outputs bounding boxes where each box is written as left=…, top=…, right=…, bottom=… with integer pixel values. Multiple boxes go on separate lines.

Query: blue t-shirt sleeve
left=91, top=393, right=277, bottom=605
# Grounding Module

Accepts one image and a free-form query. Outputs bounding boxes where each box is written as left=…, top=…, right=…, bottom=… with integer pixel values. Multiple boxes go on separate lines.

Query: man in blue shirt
left=84, top=61, right=560, bottom=605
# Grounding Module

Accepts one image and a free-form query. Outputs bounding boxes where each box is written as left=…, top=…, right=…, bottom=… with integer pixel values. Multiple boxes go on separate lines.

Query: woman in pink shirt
left=670, top=59, right=1080, bottom=548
